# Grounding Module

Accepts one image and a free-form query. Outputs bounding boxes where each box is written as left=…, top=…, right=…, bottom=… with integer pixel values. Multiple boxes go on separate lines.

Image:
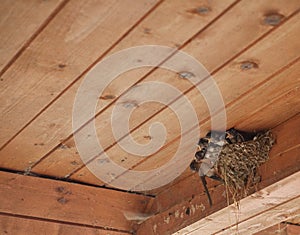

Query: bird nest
left=190, top=129, right=276, bottom=206
left=214, top=131, right=275, bottom=201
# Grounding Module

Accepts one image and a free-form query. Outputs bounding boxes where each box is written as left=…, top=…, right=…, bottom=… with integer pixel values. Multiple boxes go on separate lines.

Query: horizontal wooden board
left=138, top=172, right=300, bottom=235
left=0, top=171, right=153, bottom=232
left=180, top=189, right=300, bottom=235
left=0, top=214, right=129, bottom=235
left=0, top=0, right=64, bottom=71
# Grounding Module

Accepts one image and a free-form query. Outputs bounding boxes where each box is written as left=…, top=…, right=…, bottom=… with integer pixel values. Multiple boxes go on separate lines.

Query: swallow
left=190, top=128, right=262, bottom=206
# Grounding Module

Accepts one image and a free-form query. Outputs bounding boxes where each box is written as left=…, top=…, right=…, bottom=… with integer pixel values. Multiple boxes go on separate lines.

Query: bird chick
left=190, top=128, right=274, bottom=206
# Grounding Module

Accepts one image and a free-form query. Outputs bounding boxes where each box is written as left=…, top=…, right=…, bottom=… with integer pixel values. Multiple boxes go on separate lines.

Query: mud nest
left=214, top=131, right=275, bottom=199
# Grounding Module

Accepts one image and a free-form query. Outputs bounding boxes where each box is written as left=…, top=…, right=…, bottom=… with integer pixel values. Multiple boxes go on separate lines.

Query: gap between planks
left=0, top=0, right=164, bottom=152
left=0, top=168, right=155, bottom=198
left=23, top=0, right=241, bottom=172
left=0, top=0, right=69, bottom=76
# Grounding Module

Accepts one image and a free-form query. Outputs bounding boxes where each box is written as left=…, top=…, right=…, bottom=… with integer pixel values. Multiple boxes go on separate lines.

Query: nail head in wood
left=240, top=61, right=258, bottom=71
left=263, top=13, right=284, bottom=26
left=178, top=71, right=194, bottom=79
left=196, top=6, right=211, bottom=15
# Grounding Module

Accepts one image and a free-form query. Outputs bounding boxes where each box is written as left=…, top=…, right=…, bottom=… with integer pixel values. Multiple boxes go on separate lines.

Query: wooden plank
left=73, top=11, right=300, bottom=189
left=8, top=0, right=237, bottom=176
left=0, top=0, right=235, bottom=173
left=135, top=114, right=300, bottom=234
left=0, top=0, right=64, bottom=72
left=254, top=223, right=287, bottom=235
left=64, top=0, right=300, bottom=186
left=137, top=172, right=300, bottom=235
left=0, top=171, right=153, bottom=232
left=255, top=223, right=300, bottom=235
left=237, top=87, right=300, bottom=131
left=0, top=0, right=158, bottom=147
left=0, top=214, right=129, bottom=235
left=211, top=196, right=300, bottom=235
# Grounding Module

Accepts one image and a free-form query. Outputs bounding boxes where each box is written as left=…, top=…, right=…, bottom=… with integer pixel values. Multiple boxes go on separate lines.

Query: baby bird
left=190, top=128, right=274, bottom=206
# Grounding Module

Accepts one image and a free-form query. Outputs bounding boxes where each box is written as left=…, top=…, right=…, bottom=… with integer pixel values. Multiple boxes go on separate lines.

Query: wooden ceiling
left=0, top=0, right=299, bottom=234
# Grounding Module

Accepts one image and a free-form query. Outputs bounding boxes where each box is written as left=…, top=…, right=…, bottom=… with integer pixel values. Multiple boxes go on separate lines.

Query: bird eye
left=189, top=160, right=198, bottom=171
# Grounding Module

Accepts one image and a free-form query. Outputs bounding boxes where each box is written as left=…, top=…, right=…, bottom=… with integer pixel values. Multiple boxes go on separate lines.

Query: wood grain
left=11, top=0, right=236, bottom=176
left=0, top=214, right=129, bottom=235
left=0, top=0, right=64, bottom=72
left=255, top=223, right=300, bottom=235
left=0, top=0, right=158, bottom=147
left=187, top=195, right=300, bottom=235
left=77, top=10, right=300, bottom=189
left=254, top=223, right=288, bottom=235
left=138, top=172, right=300, bottom=235
left=34, top=0, right=300, bottom=185
left=0, top=171, right=153, bottom=232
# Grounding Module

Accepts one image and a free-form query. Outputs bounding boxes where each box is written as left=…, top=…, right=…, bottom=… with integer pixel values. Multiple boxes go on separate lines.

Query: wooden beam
left=0, top=213, right=129, bottom=235
left=136, top=114, right=300, bottom=234
left=254, top=223, right=288, bottom=235
left=254, top=222, right=300, bottom=235
left=179, top=196, right=300, bottom=234
left=0, top=171, right=153, bottom=233
left=140, top=172, right=300, bottom=235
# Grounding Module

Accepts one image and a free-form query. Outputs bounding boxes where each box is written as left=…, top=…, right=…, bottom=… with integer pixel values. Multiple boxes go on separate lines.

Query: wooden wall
left=0, top=0, right=299, bottom=234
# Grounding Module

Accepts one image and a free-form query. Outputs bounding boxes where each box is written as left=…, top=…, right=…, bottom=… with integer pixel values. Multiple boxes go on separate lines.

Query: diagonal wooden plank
left=0, top=213, right=130, bottom=235
left=71, top=9, right=300, bottom=190
left=0, top=0, right=159, bottom=147
left=32, top=0, right=299, bottom=183
left=177, top=182, right=300, bottom=235
left=0, top=0, right=237, bottom=173
left=254, top=223, right=288, bottom=235
left=237, top=87, right=300, bottom=131
left=0, top=0, right=65, bottom=72
left=0, top=170, right=153, bottom=232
